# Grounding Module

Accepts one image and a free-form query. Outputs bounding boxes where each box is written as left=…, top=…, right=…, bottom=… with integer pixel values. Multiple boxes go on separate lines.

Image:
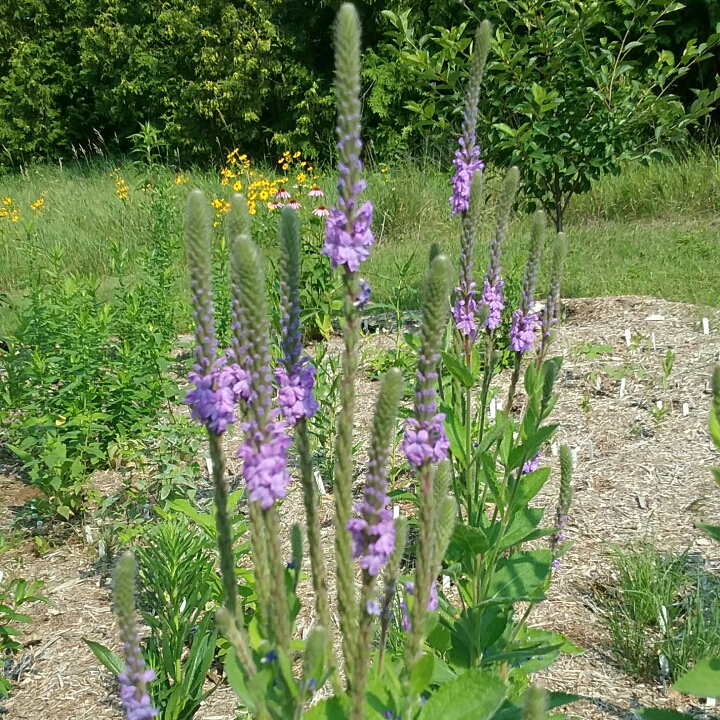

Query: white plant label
left=496, top=399, right=503, bottom=413
left=442, top=575, right=450, bottom=590
left=489, top=398, right=496, bottom=420
left=587, top=438, right=594, bottom=461
left=393, top=505, right=400, bottom=519
left=683, top=402, right=689, bottom=416
left=314, top=468, right=326, bottom=495
left=205, top=457, right=213, bottom=475
left=702, top=317, right=710, bottom=335
left=656, top=400, right=663, bottom=410
left=570, top=448, right=578, bottom=468
left=619, top=377, right=626, bottom=398
left=625, top=328, right=632, bottom=346
left=595, top=375, right=601, bottom=391
left=551, top=442, right=558, bottom=457
left=651, top=332, right=656, bottom=351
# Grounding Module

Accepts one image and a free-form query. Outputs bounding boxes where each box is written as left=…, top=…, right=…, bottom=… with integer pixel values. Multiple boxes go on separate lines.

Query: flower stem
left=335, top=269, right=360, bottom=686
left=296, top=417, right=340, bottom=692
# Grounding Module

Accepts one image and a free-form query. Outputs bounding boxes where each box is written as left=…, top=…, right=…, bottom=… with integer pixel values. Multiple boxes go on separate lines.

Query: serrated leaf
left=441, top=352, right=475, bottom=389
left=418, top=668, right=507, bottom=720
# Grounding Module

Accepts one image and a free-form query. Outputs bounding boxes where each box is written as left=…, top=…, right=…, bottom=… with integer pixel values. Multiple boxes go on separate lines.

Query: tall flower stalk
left=402, top=255, right=453, bottom=678
left=114, top=552, right=158, bottom=720
left=322, top=3, right=374, bottom=686
left=229, top=209, right=291, bottom=653
left=349, top=368, right=403, bottom=720
left=277, top=205, right=337, bottom=688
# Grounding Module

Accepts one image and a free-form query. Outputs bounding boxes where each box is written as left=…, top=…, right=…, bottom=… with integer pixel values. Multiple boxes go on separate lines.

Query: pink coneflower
left=268, top=201, right=283, bottom=211
left=288, top=198, right=301, bottom=210
left=312, top=205, right=330, bottom=218
left=308, top=185, right=324, bottom=198
left=276, top=187, right=291, bottom=200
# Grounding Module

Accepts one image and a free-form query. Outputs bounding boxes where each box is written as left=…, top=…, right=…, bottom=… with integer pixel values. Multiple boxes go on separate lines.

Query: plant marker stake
left=489, top=398, right=496, bottom=420
left=702, top=317, right=710, bottom=335
left=651, top=332, right=656, bottom=351
left=442, top=575, right=450, bottom=591
left=625, top=328, right=631, bottom=346
left=551, top=442, right=558, bottom=457
left=392, top=505, right=400, bottom=519
left=205, top=457, right=213, bottom=475
left=656, top=400, right=663, bottom=410
left=707, top=699, right=717, bottom=709
left=683, top=402, right=689, bottom=416
left=496, top=399, right=503, bottom=413
left=595, top=375, right=601, bottom=391
left=619, top=377, right=626, bottom=398
left=313, top=468, right=326, bottom=496
left=570, top=448, right=578, bottom=469
left=587, top=438, right=594, bottom=461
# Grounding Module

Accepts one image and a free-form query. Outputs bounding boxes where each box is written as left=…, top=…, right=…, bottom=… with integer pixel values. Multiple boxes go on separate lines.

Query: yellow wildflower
left=293, top=150, right=301, bottom=158
left=233, top=180, right=242, bottom=192
left=11, top=209, right=19, bottom=222
left=296, top=172, right=307, bottom=183
left=3, top=197, right=11, bottom=206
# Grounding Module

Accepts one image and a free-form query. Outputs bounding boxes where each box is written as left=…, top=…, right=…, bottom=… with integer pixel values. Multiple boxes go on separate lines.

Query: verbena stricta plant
left=107, top=5, right=579, bottom=719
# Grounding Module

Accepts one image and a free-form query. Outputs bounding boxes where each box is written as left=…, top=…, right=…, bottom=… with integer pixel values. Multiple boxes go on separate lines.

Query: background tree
left=381, top=0, right=720, bottom=230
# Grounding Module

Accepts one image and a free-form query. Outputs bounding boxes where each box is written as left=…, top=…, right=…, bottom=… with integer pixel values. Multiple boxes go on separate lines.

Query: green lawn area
left=1, top=151, right=718, bottom=336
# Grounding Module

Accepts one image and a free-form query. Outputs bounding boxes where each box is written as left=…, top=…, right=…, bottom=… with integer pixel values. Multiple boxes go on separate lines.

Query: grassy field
left=1, top=150, right=718, bottom=335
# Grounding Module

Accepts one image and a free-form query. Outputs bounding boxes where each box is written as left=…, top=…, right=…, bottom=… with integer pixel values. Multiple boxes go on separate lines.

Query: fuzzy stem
left=264, top=505, right=291, bottom=653
left=296, top=418, right=340, bottom=690
left=248, top=500, right=271, bottom=638
left=209, top=432, right=238, bottom=619
left=335, top=269, right=360, bottom=685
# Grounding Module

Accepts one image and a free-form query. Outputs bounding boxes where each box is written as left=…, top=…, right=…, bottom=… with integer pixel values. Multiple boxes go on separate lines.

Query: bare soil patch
left=1, top=296, right=719, bottom=719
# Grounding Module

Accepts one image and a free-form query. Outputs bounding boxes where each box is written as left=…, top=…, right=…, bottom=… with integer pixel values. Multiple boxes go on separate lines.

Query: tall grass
left=1, top=151, right=719, bottom=332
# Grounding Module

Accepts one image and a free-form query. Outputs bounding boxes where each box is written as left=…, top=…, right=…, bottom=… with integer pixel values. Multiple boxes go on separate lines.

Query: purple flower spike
left=401, top=416, right=450, bottom=469
left=509, top=309, right=539, bottom=353
left=450, top=136, right=484, bottom=217
left=322, top=22, right=374, bottom=273
left=275, top=359, right=318, bottom=426
left=237, top=419, right=292, bottom=509
left=118, top=668, right=159, bottom=720
left=481, top=279, right=504, bottom=331
left=323, top=202, right=374, bottom=272
left=185, top=358, right=248, bottom=435
left=452, top=281, right=478, bottom=338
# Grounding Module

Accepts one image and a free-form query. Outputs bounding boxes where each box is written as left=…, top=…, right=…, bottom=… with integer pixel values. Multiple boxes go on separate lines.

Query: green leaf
left=452, top=523, right=489, bottom=557
left=443, top=407, right=468, bottom=469
left=695, top=522, right=720, bottom=543
left=418, top=668, right=507, bottom=720
left=441, top=352, right=475, bottom=389
left=493, top=692, right=581, bottom=720
left=83, top=638, right=124, bottom=675
left=636, top=709, right=693, bottom=720
left=304, top=696, right=351, bottom=720
left=410, top=653, right=435, bottom=695
left=672, top=657, right=720, bottom=699
left=487, top=550, right=552, bottom=602
left=513, top=467, right=552, bottom=509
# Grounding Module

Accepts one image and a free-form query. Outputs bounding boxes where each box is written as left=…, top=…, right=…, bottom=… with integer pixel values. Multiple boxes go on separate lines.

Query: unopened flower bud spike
left=350, top=367, right=403, bottom=720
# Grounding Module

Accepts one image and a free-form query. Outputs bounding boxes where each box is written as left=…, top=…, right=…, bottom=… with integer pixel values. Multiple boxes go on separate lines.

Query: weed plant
left=598, top=543, right=720, bottom=683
